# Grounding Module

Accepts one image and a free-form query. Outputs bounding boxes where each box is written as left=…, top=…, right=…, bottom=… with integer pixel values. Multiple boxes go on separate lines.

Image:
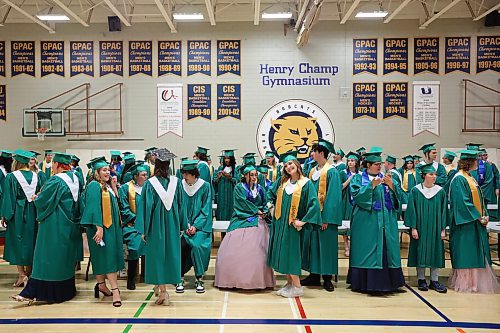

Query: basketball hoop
left=36, top=128, right=47, bottom=141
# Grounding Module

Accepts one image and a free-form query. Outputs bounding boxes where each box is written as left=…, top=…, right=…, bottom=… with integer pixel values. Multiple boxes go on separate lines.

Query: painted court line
left=219, top=292, right=229, bottom=333
left=122, top=291, right=154, bottom=333
left=295, top=297, right=312, bottom=333
left=288, top=297, right=303, bottom=333
left=404, top=283, right=452, bottom=323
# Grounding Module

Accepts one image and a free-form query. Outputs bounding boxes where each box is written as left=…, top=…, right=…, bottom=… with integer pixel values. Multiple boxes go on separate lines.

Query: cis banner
left=129, top=41, right=152, bottom=76
left=188, top=40, right=211, bottom=76
left=477, top=36, right=500, bottom=73
left=99, top=41, right=123, bottom=77
left=41, top=41, right=64, bottom=77
left=445, top=37, right=470, bottom=74
left=353, top=83, right=377, bottom=120
left=70, top=41, right=94, bottom=77
left=383, top=82, right=408, bottom=119
left=0, top=41, right=5, bottom=77
left=353, top=38, right=377, bottom=75
left=187, top=84, right=211, bottom=120
left=414, top=37, right=439, bottom=74
left=0, top=85, right=5, bottom=121
left=383, top=38, right=408, bottom=75
left=217, top=84, right=241, bottom=120
left=11, top=41, right=35, bottom=77
left=217, top=40, right=241, bottom=76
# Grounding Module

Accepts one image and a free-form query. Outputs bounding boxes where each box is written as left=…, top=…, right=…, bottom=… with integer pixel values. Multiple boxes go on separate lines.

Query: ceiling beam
left=253, top=0, right=260, bottom=25
left=0, top=5, right=11, bottom=25
left=420, top=0, right=461, bottom=28
left=102, top=0, right=131, bottom=26
left=383, top=0, right=412, bottom=23
left=2, top=0, right=55, bottom=32
left=340, top=0, right=361, bottom=24
left=51, top=0, right=90, bottom=26
left=473, top=3, right=500, bottom=21
left=153, top=0, right=176, bottom=32
left=294, top=0, right=311, bottom=30
left=205, top=0, right=216, bottom=25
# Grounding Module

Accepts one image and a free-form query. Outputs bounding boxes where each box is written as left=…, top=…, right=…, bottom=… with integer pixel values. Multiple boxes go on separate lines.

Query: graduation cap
left=129, top=163, right=149, bottom=176
left=443, top=150, right=457, bottom=161
left=368, top=146, right=383, bottom=154
left=419, top=143, right=436, bottom=154
left=465, top=143, right=482, bottom=151
left=479, top=148, right=488, bottom=155
left=180, top=159, right=199, bottom=171
left=317, top=138, right=335, bottom=154
left=29, top=150, right=40, bottom=157
left=413, top=155, right=422, bottom=161
left=90, top=156, right=109, bottom=170
left=180, top=157, right=188, bottom=161
left=419, top=162, right=436, bottom=174
left=152, top=148, right=177, bottom=162
left=363, top=151, right=382, bottom=163
left=13, top=150, right=35, bottom=164
left=195, top=146, right=209, bottom=155
left=86, top=161, right=92, bottom=169
left=123, top=152, right=133, bottom=156
left=110, top=150, right=121, bottom=158
left=123, top=154, right=136, bottom=165
left=222, top=149, right=236, bottom=157
left=385, top=154, right=397, bottom=164
left=242, top=153, right=256, bottom=166
left=145, top=147, right=158, bottom=153
left=44, top=149, right=53, bottom=156
left=1, top=150, right=13, bottom=158
left=458, top=149, right=480, bottom=160
left=71, top=155, right=80, bottom=163
left=241, top=163, right=257, bottom=175
left=279, top=151, right=298, bottom=163
left=265, top=151, right=275, bottom=158
left=53, top=152, right=72, bottom=165
left=336, top=147, right=345, bottom=158
left=402, top=155, right=414, bottom=163
left=356, top=147, right=366, bottom=154
left=345, top=151, right=361, bottom=161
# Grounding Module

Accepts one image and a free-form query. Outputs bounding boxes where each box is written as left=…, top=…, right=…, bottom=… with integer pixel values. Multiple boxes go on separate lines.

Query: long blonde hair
left=280, top=159, right=303, bottom=187
left=29, top=158, right=39, bottom=172
left=12, top=160, right=28, bottom=171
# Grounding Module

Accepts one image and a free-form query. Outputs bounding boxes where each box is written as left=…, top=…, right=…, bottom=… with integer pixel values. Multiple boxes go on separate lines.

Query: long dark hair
left=458, top=159, right=476, bottom=172
left=181, top=168, right=200, bottom=178
left=154, top=160, right=171, bottom=178
left=0, top=156, right=13, bottom=173
left=195, top=152, right=208, bottom=162
left=346, top=159, right=359, bottom=174
left=403, top=161, right=414, bottom=171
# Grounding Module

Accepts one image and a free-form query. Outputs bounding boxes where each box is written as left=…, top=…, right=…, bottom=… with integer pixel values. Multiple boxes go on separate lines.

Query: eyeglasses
left=373, top=162, right=382, bottom=166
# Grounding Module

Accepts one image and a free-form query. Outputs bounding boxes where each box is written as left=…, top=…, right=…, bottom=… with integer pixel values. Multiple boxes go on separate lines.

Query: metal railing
left=463, top=79, right=500, bottom=133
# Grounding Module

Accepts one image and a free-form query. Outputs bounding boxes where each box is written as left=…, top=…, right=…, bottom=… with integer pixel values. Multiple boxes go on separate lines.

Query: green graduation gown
left=340, top=169, right=361, bottom=221
left=399, top=169, right=417, bottom=204
left=80, top=181, right=124, bottom=275
left=227, top=183, right=268, bottom=232
left=417, top=161, right=447, bottom=187
left=214, top=166, right=237, bottom=221
left=449, top=172, right=491, bottom=269
left=404, top=184, right=447, bottom=268
left=118, top=181, right=146, bottom=261
left=471, top=161, right=497, bottom=219
left=38, top=161, right=52, bottom=179
left=267, top=178, right=322, bottom=275
left=266, top=165, right=282, bottom=185
left=180, top=179, right=213, bottom=277
left=1, top=170, right=40, bottom=266
left=349, top=173, right=402, bottom=269
left=333, top=161, right=346, bottom=173
left=137, top=176, right=183, bottom=285
left=302, top=165, right=343, bottom=275
left=32, top=172, right=82, bottom=280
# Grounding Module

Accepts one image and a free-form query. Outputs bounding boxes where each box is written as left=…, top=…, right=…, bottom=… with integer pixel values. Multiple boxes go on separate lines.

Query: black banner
left=187, top=40, right=211, bottom=76
left=353, top=38, right=377, bottom=75
left=217, top=84, right=241, bottom=120
left=41, top=41, right=65, bottom=77
left=70, top=41, right=94, bottom=77
left=383, top=82, right=408, bottom=119
left=414, top=37, right=439, bottom=74
left=383, top=38, right=408, bottom=75
left=11, top=41, right=35, bottom=77
left=158, top=41, right=182, bottom=76
left=353, top=83, right=377, bottom=120
left=217, top=40, right=241, bottom=76
left=0, top=85, right=5, bottom=121
left=187, top=84, right=211, bottom=120
left=477, top=36, right=500, bottom=73
left=0, top=42, right=5, bottom=77
left=129, top=41, right=152, bottom=76
left=99, top=41, right=123, bottom=77
left=445, top=37, right=470, bottom=74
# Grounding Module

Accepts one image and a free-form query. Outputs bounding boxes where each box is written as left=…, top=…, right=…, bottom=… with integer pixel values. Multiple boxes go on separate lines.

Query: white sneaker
left=281, top=286, right=304, bottom=298
left=175, top=280, right=185, bottom=293
left=195, top=280, right=205, bottom=293
left=276, top=283, right=291, bottom=296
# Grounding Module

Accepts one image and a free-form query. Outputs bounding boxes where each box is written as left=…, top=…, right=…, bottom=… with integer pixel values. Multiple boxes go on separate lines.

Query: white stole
left=55, top=173, right=80, bottom=202
left=13, top=170, right=38, bottom=202
left=415, top=184, right=442, bottom=199
left=182, top=178, right=205, bottom=196
left=149, top=176, right=178, bottom=211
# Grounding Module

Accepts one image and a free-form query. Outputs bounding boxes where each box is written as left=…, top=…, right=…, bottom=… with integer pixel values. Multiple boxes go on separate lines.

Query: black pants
left=180, top=237, right=202, bottom=279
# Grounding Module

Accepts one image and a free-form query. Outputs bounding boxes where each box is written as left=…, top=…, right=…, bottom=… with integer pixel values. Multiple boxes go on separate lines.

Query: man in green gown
left=38, top=149, right=53, bottom=179
left=416, top=143, right=447, bottom=187
left=332, top=148, right=346, bottom=172
left=300, top=139, right=343, bottom=292
left=214, top=150, right=237, bottom=221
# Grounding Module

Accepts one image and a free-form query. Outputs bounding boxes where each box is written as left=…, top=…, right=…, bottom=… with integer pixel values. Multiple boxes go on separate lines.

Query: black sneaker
left=323, top=279, right=335, bottom=292
left=429, top=280, right=447, bottom=293
left=175, top=279, right=185, bottom=293
left=417, top=279, right=428, bottom=291
left=127, top=279, right=136, bottom=290
left=300, top=274, right=321, bottom=286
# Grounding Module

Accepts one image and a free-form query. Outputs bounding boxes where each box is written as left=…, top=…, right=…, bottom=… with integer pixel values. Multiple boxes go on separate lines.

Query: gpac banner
left=157, top=84, right=183, bottom=137
left=158, top=41, right=182, bottom=77
left=217, top=40, right=241, bottom=76
left=445, top=37, right=470, bottom=74
left=477, top=36, right=500, bottom=73
left=353, top=83, right=377, bottom=120
left=70, top=41, right=94, bottom=77
left=414, top=37, right=439, bottom=75
left=383, top=82, right=408, bottom=119
left=217, top=84, right=241, bottom=120
left=41, top=41, right=65, bottom=77
left=383, top=38, right=408, bottom=75
left=129, top=41, right=152, bottom=76
left=0, top=85, right=5, bottom=121
left=187, top=84, right=211, bottom=120
left=0, top=42, right=5, bottom=77
left=353, top=39, right=377, bottom=75
left=413, top=81, right=440, bottom=136
left=99, top=41, right=123, bottom=77
left=188, top=40, right=211, bottom=76
left=11, top=41, right=35, bottom=77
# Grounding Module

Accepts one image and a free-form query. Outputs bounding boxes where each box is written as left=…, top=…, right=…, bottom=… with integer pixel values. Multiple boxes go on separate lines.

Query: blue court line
left=404, top=283, right=452, bottom=322
left=1, top=318, right=499, bottom=330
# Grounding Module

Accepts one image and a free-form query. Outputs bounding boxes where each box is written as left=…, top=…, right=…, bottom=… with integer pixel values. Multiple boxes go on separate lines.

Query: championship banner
left=383, top=82, right=408, bottom=119
left=11, top=41, right=35, bottom=77
left=187, top=40, right=211, bottom=76
left=414, top=37, right=439, bottom=74
left=353, top=83, right=377, bottom=120
left=477, top=36, right=500, bottom=73
left=158, top=41, right=182, bottom=77
left=0, top=85, right=5, bottom=121
left=41, top=41, right=65, bottom=77
left=187, top=84, right=211, bottom=120
left=217, top=84, right=241, bottom=120
left=99, top=41, right=123, bottom=77
left=157, top=84, right=183, bottom=137
left=0, top=42, right=5, bottom=77
left=383, top=38, right=408, bottom=75
left=353, top=38, right=377, bottom=75
left=70, top=41, right=94, bottom=77
left=412, top=81, right=440, bottom=136
left=217, top=40, right=241, bottom=76
left=129, top=41, right=152, bottom=76
left=445, top=37, right=470, bottom=74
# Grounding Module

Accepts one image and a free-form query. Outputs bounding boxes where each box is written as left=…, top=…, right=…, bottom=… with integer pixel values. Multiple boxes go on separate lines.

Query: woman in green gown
left=404, top=163, right=448, bottom=293
left=81, top=156, right=124, bottom=307
left=399, top=155, right=417, bottom=204
left=448, top=150, right=499, bottom=293
left=266, top=151, right=322, bottom=298
left=265, top=151, right=281, bottom=185
left=214, top=150, right=237, bottom=221
left=0, top=150, right=13, bottom=199
left=12, top=153, right=82, bottom=304
left=1, top=150, right=40, bottom=288
left=29, top=152, right=48, bottom=188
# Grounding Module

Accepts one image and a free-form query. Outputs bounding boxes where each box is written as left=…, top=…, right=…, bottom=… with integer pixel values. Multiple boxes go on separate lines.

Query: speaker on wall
left=484, top=11, right=500, bottom=27
left=108, top=16, right=121, bottom=32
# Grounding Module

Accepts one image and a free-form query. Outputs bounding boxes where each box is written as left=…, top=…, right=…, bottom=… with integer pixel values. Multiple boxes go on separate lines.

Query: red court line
left=295, top=296, right=312, bottom=333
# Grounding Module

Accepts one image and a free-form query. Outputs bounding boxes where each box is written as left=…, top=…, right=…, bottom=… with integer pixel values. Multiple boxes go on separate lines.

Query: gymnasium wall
left=0, top=19, right=499, bottom=167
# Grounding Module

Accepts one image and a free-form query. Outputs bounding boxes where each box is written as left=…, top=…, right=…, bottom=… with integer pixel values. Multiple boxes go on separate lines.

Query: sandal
left=94, top=281, right=112, bottom=298
left=13, top=276, right=28, bottom=288
left=10, top=294, right=35, bottom=305
left=155, top=291, right=169, bottom=306
left=111, top=288, right=122, bottom=307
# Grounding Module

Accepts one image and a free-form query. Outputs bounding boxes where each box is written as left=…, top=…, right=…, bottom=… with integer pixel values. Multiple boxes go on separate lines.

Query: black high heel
left=111, top=288, right=122, bottom=307
left=94, top=282, right=112, bottom=298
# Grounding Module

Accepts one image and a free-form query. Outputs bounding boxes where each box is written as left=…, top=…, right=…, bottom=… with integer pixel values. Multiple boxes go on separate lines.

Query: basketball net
left=36, top=128, right=47, bottom=141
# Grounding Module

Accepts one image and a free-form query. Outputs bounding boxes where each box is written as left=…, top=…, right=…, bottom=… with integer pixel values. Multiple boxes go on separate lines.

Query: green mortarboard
left=356, top=147, right=366, bottom=154
left=90, top=156, right=109, bottom=170
left=242, top=153, right=256, bottom=165
left=242, top=164, right=257, bottom=175
left=135, top=164, right=149, bottom=174
left=30, top=150, right=40, bottom=157
left=386, top=155, right=397, bottom=164
left=13, top=150, right=35, bottom=164
left=123, top=152, right=133, bottom=156
left=345, top=151, right=360, bottom=161
left=181, top=159, right=199, bottom=171
left=153, top=148, right=177, bottom=162
left=363, top=151, right=382, bottom=163
left=465, top=143, right=482, bottom=151
left=443, top=150, right=457, bottom=161
left=336, top=148, right=345, bottom=158
left=479, top=148, right=487, bottom=155
left=368, top=146, right=383, bottom=154
left=180, top=157, right=188, bottom=161
left=53, top=152, right=72, bottom=165
left=1, top=150, right=13, bottom=158
left=195, top=146, right=209, bottom=155
left=419, top=143, right=436, bottom=154
left=402, top=155, right=414, bottom=163
left=110, top=150, right=121, bottom=157
left=71, top=155, right=80, bottom=163
left=44, top=149, right=53, bottom=155
left=265, top=151, right=275, bottom=158
left=458, top=149, right=480, bottom=160
left=123, top=154, right=136, bottom=165
left=413, top=155, right=422, bottom=160
left=145, top=147, right=158, bottom=152
left=419, top=162, right=436, bottom=174
left=279, top=151, right=298, bottom=163
left=317, top=138, right=335, bottom=154
left=86, top=162, right=92, bottom=169
left=223, top=149, right=236, bottom=157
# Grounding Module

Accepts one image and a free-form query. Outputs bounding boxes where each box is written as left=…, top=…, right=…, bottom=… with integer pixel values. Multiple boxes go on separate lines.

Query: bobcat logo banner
left=257, top=99, right=334, bottom=162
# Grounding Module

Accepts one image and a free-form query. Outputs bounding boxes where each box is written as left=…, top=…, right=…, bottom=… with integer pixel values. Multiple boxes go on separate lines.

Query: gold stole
left=308, top=162, right=330, bottom=211
left=128, top=180, right=136, bottom=214
left=148, top=161, right=154, bottom=175
left=42, top=161, right=54, bottom=176
left=445, top=164, right=454, bottom=175
left=402, top=170, right=415, bottom=192
left=275, top=176, right=308, bottom=224
left=459, top=171, right=484, bottom=216
left=101, top=186, right=113, bottom=228
left=267, top=166, right=278, bottom=182
left=209, top=165, right=214, bottom=178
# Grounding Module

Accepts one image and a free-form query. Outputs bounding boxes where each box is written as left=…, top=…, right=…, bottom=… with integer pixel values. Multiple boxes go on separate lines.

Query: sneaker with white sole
left=175, top=280, right=185, bottom=293
left=195, top=280, right=205, bottom=293
left=276, top=283, right=291, bottom=296
left=281, top=286, right=304, bottom=298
